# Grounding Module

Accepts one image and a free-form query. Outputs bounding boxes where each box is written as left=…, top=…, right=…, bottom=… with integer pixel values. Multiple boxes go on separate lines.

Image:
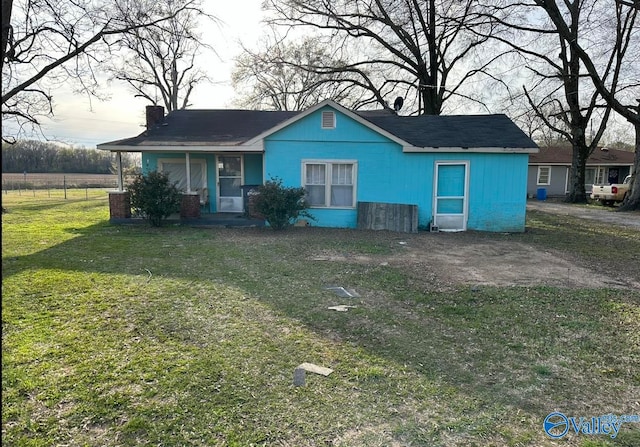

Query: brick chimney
left=145, top=105, right=165, bottom=130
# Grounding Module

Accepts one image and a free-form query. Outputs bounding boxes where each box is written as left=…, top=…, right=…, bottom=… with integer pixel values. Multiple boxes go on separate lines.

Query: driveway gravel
left=526, top=199, right=640, bottom=229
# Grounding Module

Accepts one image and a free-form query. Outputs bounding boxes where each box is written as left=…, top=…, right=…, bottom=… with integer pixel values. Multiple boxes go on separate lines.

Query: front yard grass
left=2, top=193, right=639, bottom=446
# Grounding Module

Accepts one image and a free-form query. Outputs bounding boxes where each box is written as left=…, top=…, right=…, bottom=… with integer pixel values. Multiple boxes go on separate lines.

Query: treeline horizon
left=2, top=140, right=139, bottom=174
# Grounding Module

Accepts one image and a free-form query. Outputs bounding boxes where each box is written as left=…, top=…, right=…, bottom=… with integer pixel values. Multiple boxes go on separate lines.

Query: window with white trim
left=303, top=161, right=356, bottom=208
left=321, top=111, right=335, bottom=129
left=158, top=158, right=207, bottom=192
left=537, top=166, right=551, bottom=185
left=595, top=167, right=606, bottom=184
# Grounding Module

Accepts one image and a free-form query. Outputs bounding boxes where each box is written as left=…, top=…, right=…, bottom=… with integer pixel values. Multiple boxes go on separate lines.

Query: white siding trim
left=301, top=159, right=358, bottom=209
left=536, top=166, right=551, bottom=185
left=433, top=160, right=470, bottom=232
left=404, top=146, right=538, bottom=153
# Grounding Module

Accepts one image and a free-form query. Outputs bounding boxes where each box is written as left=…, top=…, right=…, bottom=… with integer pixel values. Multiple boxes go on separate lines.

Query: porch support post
left=109, top=151, right=130, bottom=220
left=180, top=151, right=199, bottom=219
left=185, top=151, right=192, bottom=193
left=116, top=152, right=124, bottom=192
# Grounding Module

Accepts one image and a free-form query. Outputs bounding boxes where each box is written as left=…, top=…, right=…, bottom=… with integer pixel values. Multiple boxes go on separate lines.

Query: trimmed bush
left=252, top=177, right=313, bottom=230
left=128, top=171, right=181, bottom=226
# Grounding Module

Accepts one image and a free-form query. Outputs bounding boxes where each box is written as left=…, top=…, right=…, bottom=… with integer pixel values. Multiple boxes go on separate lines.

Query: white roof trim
left=404, top=146, right=539, bottom=154
left=528, top=162, right=633, bottom=166
left=242, top=99, right=412, bottom=147
left=97, top=143, right=264, bottom=153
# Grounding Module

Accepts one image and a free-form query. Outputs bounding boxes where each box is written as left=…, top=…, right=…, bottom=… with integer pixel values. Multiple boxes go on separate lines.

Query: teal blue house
left=99, top=100, right=538, bottom=232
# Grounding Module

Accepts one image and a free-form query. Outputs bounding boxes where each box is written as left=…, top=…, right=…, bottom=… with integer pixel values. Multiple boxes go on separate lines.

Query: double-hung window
left=536, top=166, right=551, bottom=185
left=303, top=161, right=357, bottom=208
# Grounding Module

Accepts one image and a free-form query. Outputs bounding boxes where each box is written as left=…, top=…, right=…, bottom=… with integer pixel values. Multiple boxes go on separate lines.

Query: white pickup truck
left=590, top=175, right=632, bottom=206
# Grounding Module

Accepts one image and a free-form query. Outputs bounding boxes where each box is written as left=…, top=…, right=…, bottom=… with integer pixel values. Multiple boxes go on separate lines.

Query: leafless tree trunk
left=109, top=0, right=214, bottom=112
left=478, top=0, right=616, bottom=203
left=1, top=0, right=201, bottom=142
left=622, top=103, right=640, bottom=210
left=265, top=0, right=504, bottom=115
left=1, top=0, right=12, bottom=74
left=532, top=0, right=639, bottom=211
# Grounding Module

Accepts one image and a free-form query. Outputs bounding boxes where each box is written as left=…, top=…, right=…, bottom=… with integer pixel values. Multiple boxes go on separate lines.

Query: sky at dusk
left=3, top=2, right=634, bottom=148
left=14, top=1, right=267, bottom=148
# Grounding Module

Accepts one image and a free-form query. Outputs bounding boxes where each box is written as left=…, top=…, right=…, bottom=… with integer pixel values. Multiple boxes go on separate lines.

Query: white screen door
left=217, top=155, right=243, bottom=212
left=433, top=162, right=469, bottom=231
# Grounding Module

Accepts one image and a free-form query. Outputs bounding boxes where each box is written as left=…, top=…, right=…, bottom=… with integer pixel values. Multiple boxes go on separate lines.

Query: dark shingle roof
left=103, top=109, right=298, bottom=146
left=99, top=105, right=536, bottom=149
left=529, top=146, right=635, bottom=165
left=359, top=113, right=537, bottom=148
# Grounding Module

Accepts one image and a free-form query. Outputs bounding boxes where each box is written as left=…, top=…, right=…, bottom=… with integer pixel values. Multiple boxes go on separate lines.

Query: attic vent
left=321, top=111, right=335, bottom=129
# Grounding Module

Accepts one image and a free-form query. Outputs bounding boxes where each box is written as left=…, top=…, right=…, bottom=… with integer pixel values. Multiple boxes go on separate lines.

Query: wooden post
left=185, top=152, right=191, bottom=193
left=116, top=152, right=124, bottom=192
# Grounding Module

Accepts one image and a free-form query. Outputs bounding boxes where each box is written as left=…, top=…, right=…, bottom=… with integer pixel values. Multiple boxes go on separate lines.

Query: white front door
left=217, top=155, right=243, bottom=212
left=433, top=161, right=469, bottom=232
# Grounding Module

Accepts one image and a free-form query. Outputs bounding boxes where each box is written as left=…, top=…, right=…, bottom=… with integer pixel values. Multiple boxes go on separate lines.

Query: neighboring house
left=528, top=146, right=635, bottom=197
left=98, top=100, right=538, bottom=232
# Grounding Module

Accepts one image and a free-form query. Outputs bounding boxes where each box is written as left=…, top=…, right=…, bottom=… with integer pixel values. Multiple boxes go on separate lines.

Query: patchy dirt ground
left=398, top=236, right=635, bottom=289
left=307, top=202, right=640, bottom=290
left=312, top=233, right=639, bottom=290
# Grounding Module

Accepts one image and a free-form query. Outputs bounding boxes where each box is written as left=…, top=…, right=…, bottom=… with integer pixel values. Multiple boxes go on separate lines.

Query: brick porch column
left=180, top=192, right=201, bottom=219
left=108, top=190, right=131, bottom=219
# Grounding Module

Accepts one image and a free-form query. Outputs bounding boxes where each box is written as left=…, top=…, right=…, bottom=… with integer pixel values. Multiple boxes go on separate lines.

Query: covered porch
left=107, top=150, right=264, bottom=222
left=97, top=105, right=297, bottom=223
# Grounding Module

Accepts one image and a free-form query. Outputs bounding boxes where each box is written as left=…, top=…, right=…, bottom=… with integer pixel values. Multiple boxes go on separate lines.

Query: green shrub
left=128, top=171, right=181, bottom=226
left=252, top=177, right=313, bottom=230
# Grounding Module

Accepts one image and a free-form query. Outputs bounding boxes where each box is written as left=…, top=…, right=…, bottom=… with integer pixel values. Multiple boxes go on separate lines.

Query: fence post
left=85, top=188, right=88, bottom=200
left=64, top=175, right=67, bottom=199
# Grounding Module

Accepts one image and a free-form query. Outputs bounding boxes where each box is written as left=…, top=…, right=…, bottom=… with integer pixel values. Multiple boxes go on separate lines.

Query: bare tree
left=265, top=0, right=504, bottom=115
left=1, top=0, right=200, bottom=142
left=478, top=0, right=621, bottom=202
left=110, top=0, right=214, bottom=112
left=1, top=0, right=12, bottom=74
left=232, top=36, right=370, bottom=111
left=530, top=0, right=639, bottom=210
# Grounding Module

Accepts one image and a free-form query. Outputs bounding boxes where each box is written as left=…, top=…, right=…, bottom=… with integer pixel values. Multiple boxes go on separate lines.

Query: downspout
left=185, top=152, right=191, bottom=193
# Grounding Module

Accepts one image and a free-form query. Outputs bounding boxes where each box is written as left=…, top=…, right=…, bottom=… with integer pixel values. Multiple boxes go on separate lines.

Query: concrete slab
left=325, top=286, right=360, bottom=298
left=298, top=362, right=334, bottom=376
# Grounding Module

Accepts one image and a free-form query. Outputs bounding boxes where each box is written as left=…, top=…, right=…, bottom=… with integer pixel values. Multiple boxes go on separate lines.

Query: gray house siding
left=527, top=147, right=634, bottom=199
left=527, top=164, right=633, bottom=198
left=527, top=165, right=567, bottom=197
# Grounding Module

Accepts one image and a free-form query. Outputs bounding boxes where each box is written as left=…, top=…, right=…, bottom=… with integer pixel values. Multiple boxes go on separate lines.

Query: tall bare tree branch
left=476, top=0, right=630, bottom=202
left=265, top=0, right=504, bottom=115
left=1, top=0, right=201, bottom=141
left=531, top=0, right=639, bottom=210
left=109, top=0, right=215, bottom=112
